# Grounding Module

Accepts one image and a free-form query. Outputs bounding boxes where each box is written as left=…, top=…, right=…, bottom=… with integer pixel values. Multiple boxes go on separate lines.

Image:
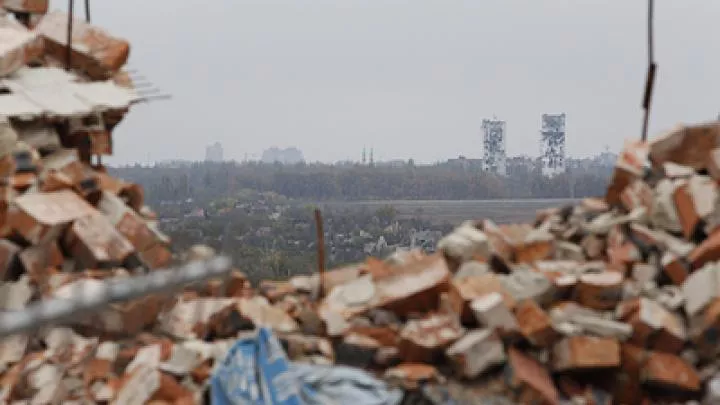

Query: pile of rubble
left=0, top=2, right=199, bottom=403
left=173, top=124, right=720, bottom=405
left=6, top=2, right=720, bottom=405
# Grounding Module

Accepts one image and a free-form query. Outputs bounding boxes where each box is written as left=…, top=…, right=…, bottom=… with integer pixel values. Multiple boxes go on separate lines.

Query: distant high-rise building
left=369, top=147, right=374, bottom=166
left=261, top=147, right=305, bottom=164
left=481, top=118, right=507, bottom=176
left=205, top=142, right=223, bottom=162
left=362, top=147, right=367, bottom=165
left=540, top=113, right=566, bottom=177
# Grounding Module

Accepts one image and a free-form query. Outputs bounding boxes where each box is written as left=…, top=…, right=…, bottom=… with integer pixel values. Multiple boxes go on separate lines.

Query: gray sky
left=50, top=0, right=720, bottom=164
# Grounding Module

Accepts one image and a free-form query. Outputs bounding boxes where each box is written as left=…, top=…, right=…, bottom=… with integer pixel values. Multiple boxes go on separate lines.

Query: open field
left=317, top=199, right=580, bottom=225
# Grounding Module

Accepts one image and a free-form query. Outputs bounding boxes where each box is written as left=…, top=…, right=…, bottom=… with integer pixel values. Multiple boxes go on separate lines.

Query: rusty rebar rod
left=640, top=0, right=656, bottom=142
left=314, top=208, right=326, bottom=299
left=65, top=0, right=75, bottom=72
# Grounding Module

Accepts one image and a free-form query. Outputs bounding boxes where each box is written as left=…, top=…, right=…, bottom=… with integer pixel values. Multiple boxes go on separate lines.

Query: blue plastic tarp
left=211, top=328, right=303, bottom=405
left=211, top=328, right=403, bottom=405
left=290, top=363, right=403, bottom=405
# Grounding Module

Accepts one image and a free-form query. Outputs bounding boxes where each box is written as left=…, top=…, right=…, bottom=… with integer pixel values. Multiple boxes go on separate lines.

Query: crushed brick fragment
left=576, top=271, right=624, bottom=310
left=515, top=299, right=558, bottom=347
left=617, top=297, right=686, bottom=353
left=506, top=347, right=559, bottom=405
left=36, top=11, right=130, bottom=79
left=552, top=335, right=620, bottom=371
left=448, top=273, right=514, bottom=324
left=643, top=351, right=701, bottom=392
left=446, top=329, right=505, bottom=378
left=470, top=292, right=518, bottom=332
left=384, top=363, right=444, bottom=390
left=399, top=313, right=464, bottom=363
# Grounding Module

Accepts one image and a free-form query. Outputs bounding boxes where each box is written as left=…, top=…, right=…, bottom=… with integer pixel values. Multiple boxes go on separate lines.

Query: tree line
left=110, top=161, right=613, bottom=203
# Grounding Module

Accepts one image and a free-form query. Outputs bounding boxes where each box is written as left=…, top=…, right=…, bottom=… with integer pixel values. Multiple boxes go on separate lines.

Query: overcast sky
left=49, top=1, right=720, bottom=164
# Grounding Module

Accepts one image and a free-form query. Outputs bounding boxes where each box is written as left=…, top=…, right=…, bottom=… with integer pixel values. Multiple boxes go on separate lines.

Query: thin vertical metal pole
left=85, top=0, right=91, bottom=22
left=66, top=0, right=74, bottom=71
left=314, top=208, right=326, bottom=299
left=640, top=0, right=656, bottom=142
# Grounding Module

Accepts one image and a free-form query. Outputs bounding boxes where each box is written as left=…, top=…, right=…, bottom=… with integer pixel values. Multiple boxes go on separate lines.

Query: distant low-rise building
left=506, top=155, right=537, bottom=172
left=447, top=156, right=483, bottom=170
left=261, top=147, right=305, bottom=164
left=376, top=160, right=407, bottom=168
left=205, top=142, right=224, bottom=162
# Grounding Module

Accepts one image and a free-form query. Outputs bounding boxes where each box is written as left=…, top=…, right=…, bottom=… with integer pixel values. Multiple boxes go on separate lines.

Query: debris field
left=4, top=1, right=720, bottom=405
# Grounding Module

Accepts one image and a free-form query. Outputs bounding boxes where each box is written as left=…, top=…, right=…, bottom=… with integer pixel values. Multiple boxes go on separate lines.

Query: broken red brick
left=614, top=345, right=647, bottom=405
left=9, top=190, right=96, bottom=245
left=688, top=227, right=720, bottom=269
left=582, top=197, right=609, bottom=213
left=606, top=140, right=649, bottom=206
left=620, top=179, right=654, bottom=214
left=348, top=326, right=399, bottom=347
left=515, top=300, right=558, bottom=348
left=0, top=0, right=48, bottom=14
left=0, top=239, right=21, bottom=280
left=690, top=297, right=720, bottom=358
left=481, top=220, right=514, bottom=261
left=190, top=361, right=212, bottom=385
left=225, top=270, right=248, bottom=297
left=448, top=273, right=515, bottom=324
left=642, top=351, right=700, bottom=392
left=139, top=244, right=172, bottom=270
left=552, top=336, right=620, bottom=371
left=384, top=363, right=444, bottom=390
left=649, top=123, right=720, bottom=170
left=576, top=271, right=624, bottom=310
left=707, top=147, right=720, bottom=181
left=673, top=181, right=701, bottom=239
left=662, top=252, right=690, bottom=285
left=398, top=313, right=464, bottom=363
left=506, top=347, right=559, bottom=405
left=515, top=238, right=554, bottom=264
left=150, top=372, right=194, bottom=403
left=321, top=255, right=450, bottom=321
left=259, top=280, right=297, bottom=302
left=446, top=329, right=506, bottom=378
left=470, top=292, right=518, bottom=333
left=581, top=234, right=606, bottom=261
left=64, top=213, right=135, bottom=269
left=18, top=241, right=62, bottom=284
left=607, top=241, right=641, bottom=274
left=83, top=358, right=112, bottom=386
left=617, top=298, right=686, bottom=353
left=238, top=296, right=299, bottom=333
left=36, top=11, right=130, bottom=79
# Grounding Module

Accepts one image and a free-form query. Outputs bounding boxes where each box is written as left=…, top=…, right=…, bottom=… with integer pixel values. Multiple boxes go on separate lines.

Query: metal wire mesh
left=0, top=256, right=232, bottom=339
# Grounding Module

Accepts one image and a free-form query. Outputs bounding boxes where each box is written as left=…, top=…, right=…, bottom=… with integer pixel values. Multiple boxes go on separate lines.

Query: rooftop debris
left=4, top=5, right=720, bottom=405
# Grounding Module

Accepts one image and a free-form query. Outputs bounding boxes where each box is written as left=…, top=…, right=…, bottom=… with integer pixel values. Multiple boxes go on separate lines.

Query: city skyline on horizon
left=127, top=145, right=617, bottom=167
left=132, top=114, right=622, bottom=166
left=57, top=1, right=720, bottom=166
left=187, top=113, right=581, bottom=168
